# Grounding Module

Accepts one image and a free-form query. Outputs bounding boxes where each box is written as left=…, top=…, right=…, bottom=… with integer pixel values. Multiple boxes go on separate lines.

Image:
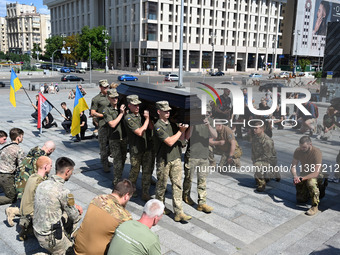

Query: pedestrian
left=182, top=117, right=216, bottom=213
left=73, top=179, right=135, bottom=255
left=0, top=130, right=8, bottom=145
left=103, top=89, right=127, bottom=186
left=107, top=199, right=164, bottom=255
left=17, top=156, right=52, bottom=240
left=0, top=128, right=25, bottom=205
left=209, top=123, right=242, bottom=168
left=213, top=88, right=232, bottom=119
left=153, top=101, right=191, bottom=222
left=124, top=95, right=153, bottom=200
left=42, top=112, right=58, bottom=129
left=74, top=111, right=88, bottom=142
left=316, top=106, right=335, bottom=140
left=33, top=157, right=83, bottom=254
left=78, top=85, right=86, bottom=96
left=61, top=102, right=72, bottom=133
left=90, top=79, right=111, bottom=172
left=251, top=121, right=279, bottom=192
left=290, top=136, right=327, bottom=216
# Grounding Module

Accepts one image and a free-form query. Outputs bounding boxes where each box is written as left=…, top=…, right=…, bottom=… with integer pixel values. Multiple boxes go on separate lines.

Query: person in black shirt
left=213, top=89, right=232, bottom=119
left=61, top=102, right=72, bottom=133
left=42, top=113, right=57, bottom=129
left=75, top=111, right=88, bottom=142
left=31, top=95, right=39, bottom=120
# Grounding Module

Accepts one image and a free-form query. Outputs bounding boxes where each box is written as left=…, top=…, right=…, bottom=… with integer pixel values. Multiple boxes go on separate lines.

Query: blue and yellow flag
left=71, top=86, right=89, bottom=136
left=10, top=68, right=22, bottom=107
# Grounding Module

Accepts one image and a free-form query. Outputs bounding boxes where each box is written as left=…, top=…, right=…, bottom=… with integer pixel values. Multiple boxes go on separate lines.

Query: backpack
left=307, top=102, right=319, bottom=119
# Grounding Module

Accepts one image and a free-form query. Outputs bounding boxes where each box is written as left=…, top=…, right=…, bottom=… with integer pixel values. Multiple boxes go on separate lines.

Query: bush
left=314, top=71, right=322, bottom=78
left=22, top=61, right=37, bottom=71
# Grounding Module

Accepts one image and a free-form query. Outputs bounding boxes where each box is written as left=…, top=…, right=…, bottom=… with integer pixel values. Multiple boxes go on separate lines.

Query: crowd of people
left=1, top=81, right=340, bottom=255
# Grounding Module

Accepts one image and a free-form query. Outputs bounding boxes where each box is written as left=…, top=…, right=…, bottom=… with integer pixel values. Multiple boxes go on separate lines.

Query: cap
left=156, top=101, right=172, bottom=111
left=107, top=89, right=119, bottom=98
left=127, top=95, right=142, bottom=105
left=99, top=79, right=109, bottom=87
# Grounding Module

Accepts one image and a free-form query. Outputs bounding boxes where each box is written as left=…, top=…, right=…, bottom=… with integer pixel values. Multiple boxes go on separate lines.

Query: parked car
left=211, top=71, right=225, bottom=76
left=249, top=73, right=262, bottom=78
left=60, top=67, right=71, bottom=73
left=0, top=81, right=5, bottom=87
left=35, top=63, right=41, bottom=68
left=69, top=67, right=75, bottom=72
left=164, top=74, right=179, bottom=81
left=61, top=75, right=84, bottom=82
left=259, top=83, right=285, bottom=92
left=117, top=74, right=138, bottom=81
left=279, top=71, right=290, bottom=78
left=52, top=65, right=62, bottom=71
left=76, top=68, right=86, bottom=73
left=40, top=64, right=51, bottom=69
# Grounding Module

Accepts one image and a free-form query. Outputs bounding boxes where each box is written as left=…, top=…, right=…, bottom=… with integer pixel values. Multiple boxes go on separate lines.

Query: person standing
left=290, top=136, right=326, bottom=216
left=124, top=95, right=153, bottom=200
left=0, top=128, right=25, bottom=205
left=61, top=102, right=72, bottom=133
left=73, top=179, right=134, bottom=255
left=251, top=122, right=279, bottom=192
left=91, top=79, right=111, bottom=172
left=33, top=157, right=83, bottom=254
left=107, top=199, right=164, bottom=255
left=0, top=130, right=7, bottom=145
left=103, top=89, right=127, bottom=187
left=153, top=101, right=191, bottom=222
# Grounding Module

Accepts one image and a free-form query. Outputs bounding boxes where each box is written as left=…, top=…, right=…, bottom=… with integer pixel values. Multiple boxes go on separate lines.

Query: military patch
left=127, top=117, right=131, bottom=120
left=228, top=134, right=233, bottom=140
left=156, top=127, right=161, bottom=132
left=67, top=193, right=75, bottom=206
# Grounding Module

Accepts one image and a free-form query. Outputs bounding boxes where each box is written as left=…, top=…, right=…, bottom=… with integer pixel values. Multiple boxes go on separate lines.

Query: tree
left=44, top=35, right=64, bottom=61
left=298, top=58, right=311, bottom=72
left=32, top=43, right=42, bottom=60
left=77, top=26, right=111, bottom=66
left=64, top=34, right=80, bottom=63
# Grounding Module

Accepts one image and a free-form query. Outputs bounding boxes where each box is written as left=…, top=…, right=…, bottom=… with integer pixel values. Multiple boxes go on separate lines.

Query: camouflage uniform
left=252, top=133, right=278, bottom=189
left=183, top=124, right=210, bottom=205
left=103, top=104, right=127, bottom=186
left=15, top=146, right=47, bottom=199
left=124, top=111, right=153, bottom=197
left=33, top=175, right=80, bottom=254
left=0, top=143, right=25, bottom=205
left=154, top=120, right=184, bottom=215
left=91, top=91, right=111, bottom=172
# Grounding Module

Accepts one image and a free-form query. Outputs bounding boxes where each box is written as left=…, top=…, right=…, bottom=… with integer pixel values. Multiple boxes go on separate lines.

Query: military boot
left=18, top=227, right=28, bottom=241
left=174, top=213, right=192, bottom=222
left=306, top=205, right=319, bottom=216
left=163, top=207, right=172, bottom=215
left=102, top=162, right=110, bottom=173
left=5, top=207, right=19, bottom=227
left=197, top=204, right=214, bottom=213
left=141, top=193, right=152, bottom=201
left=183, top=195, right=194, bottom=205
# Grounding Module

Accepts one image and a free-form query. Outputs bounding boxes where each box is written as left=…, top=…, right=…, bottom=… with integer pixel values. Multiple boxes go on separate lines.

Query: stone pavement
left=0, top=85, right=340, bottom=255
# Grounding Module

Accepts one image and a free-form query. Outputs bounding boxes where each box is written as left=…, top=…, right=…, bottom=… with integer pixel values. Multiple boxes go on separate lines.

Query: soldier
left=209, top=124, right=242, bottom=168
left=124, top=95, right=153, bottom=200
left=34, top=157, right=83, bottom=254
left=91, top=79, right=111, bottom=172
left=0, top=128, right=25, bottom=205
left=0, top=130, right=7, bottom=145
left=103, top=89, right=128, bottom=186
left=17, top=156, right=52, bottom=240
left=251, top=122, right=279, bottom=192
left=73, top=179, right=135, bottom=255
left=290, top=136, right=326, bottom=216
left=182, top=117, right=217, bottom=213
left=153, top=101, right=191, bottom=222
left=15, top=140, right=56, bottom=199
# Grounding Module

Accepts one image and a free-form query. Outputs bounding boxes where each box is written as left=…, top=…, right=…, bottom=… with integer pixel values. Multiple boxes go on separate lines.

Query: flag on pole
left=71, top=86, right=89, bottom=136
left=37, top=93, right=53, bottom=129
left=10, top=68, right=22, bottom=107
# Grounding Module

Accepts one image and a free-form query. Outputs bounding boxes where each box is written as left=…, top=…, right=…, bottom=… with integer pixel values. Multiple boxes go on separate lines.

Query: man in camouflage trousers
left=0, top=128, right=25, bottom=205
left=124, top=95, right=153, bottom=201
left=251, top=122, right=279, bottom=192
left=103, top=89, right=127, bottom=187
left=91, top=79, right=111, bottom=172
left=154, top=101, right=191, bottom=222
left=34, top=157, right=83, bottom=254
left=182, top=117, right=217, bottom=213
left=291, top=136, right=326, bottom=216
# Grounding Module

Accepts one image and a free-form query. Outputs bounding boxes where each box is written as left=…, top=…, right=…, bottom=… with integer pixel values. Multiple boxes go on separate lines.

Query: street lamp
left=176, top=0, right=184, bottom=88
left=211, top=32, right=216, bottom=73
left=102, top=30, right=109, bottom=73
left=293, top=30, right=300, bottom=75
left=317, top=40, right=322, bottom=72
left=51, top=49, right=60, bottom=76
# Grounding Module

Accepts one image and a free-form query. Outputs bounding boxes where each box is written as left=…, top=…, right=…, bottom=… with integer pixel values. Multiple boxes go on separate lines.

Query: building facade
left=6, top=3, right=51, bottom=54
left=0, top=17, right=8, bottom=53
left=44, top=0, right=285, bottom=72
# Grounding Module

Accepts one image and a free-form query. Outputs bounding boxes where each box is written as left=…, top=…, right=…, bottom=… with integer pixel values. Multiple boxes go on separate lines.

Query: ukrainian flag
left=10, top=68, right=22, bottom=107
left=71, top=85, right=89, bottom=136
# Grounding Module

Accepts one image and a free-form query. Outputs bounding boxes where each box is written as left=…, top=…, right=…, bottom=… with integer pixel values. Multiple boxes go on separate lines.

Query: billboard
left=295, top=0, right=340, bottom=57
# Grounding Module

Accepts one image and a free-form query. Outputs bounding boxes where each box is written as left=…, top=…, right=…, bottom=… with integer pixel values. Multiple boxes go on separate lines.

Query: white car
left=279, top=71, right=289, bottom=78
left=164, top=74, right=179, bottom=81
left=35, top=63, right=41, bottom=68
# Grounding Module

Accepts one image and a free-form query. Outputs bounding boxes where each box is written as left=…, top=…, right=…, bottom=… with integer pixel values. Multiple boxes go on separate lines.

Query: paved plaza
left=0, top=83, right=340, bottom=255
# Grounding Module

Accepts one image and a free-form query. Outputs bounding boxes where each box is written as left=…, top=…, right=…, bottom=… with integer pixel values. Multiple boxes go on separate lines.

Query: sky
left=0, top=0, right=50, bottom=17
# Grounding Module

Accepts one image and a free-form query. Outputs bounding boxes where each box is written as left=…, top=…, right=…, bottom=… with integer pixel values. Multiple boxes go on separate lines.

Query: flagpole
left=22, top=87, right=33, bottom=104
left=45, top=98, right=63, bottom=116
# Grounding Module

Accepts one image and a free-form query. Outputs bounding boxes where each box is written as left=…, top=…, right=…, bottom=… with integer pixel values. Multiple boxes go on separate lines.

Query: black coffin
left=117, top=82, right=202, bottom=124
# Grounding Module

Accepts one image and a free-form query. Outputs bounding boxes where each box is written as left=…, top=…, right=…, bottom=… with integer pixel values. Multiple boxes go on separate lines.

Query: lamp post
left=211, top=32, right=216, bottom=73
left=176, top=0, right=184, bottom=88
left=102, top=30, right=109, bottom=73
left=51, top=49, right=60, bottom=76
left=272, top=37, right=277, bottom=71
left=293, top=30, right=300, bottom=75
left=89, top=43, right=92, bottom=84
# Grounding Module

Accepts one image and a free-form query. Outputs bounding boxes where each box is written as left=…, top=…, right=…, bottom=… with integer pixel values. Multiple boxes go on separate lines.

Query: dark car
left=211, top=71, right=225, bottom=76
left=69, top=67, right=75, bottom=72
left=61, top=75, right=84, bottom=82
left=117, top=74, right=138, bottom=81
left=0, top=81, right=5, bottom=87
left=259, top=83, right=285, bottom=92
left=40, top=64, right=51, bottom=69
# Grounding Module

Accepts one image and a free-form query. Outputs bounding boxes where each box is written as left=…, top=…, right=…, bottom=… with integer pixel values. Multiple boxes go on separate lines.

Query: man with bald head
left=18, top=156, right=52, bottom=240
left=15, top=140, right=56, bottom=198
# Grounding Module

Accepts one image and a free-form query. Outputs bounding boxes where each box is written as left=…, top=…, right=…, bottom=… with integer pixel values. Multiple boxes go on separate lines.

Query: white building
left=0, top=17, right=7, bottom=53
left=44, top=0, right=285, bottom=72
left=6, top=3, right=51, bottom=54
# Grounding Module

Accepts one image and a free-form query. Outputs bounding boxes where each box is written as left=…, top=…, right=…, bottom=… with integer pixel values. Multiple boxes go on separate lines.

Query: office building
left=0, top=17, right=7, bottom=53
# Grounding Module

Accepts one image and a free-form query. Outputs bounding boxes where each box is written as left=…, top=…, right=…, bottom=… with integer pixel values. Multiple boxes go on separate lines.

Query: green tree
left=44, top=35, right=64, bottom=61
left=64, top=34, right=80, bottom=63
left=77, top=26, right=111, bottom=66
left=32, top=43, right=42, bottom=60
left=298, top=58, right=311, bottom=71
